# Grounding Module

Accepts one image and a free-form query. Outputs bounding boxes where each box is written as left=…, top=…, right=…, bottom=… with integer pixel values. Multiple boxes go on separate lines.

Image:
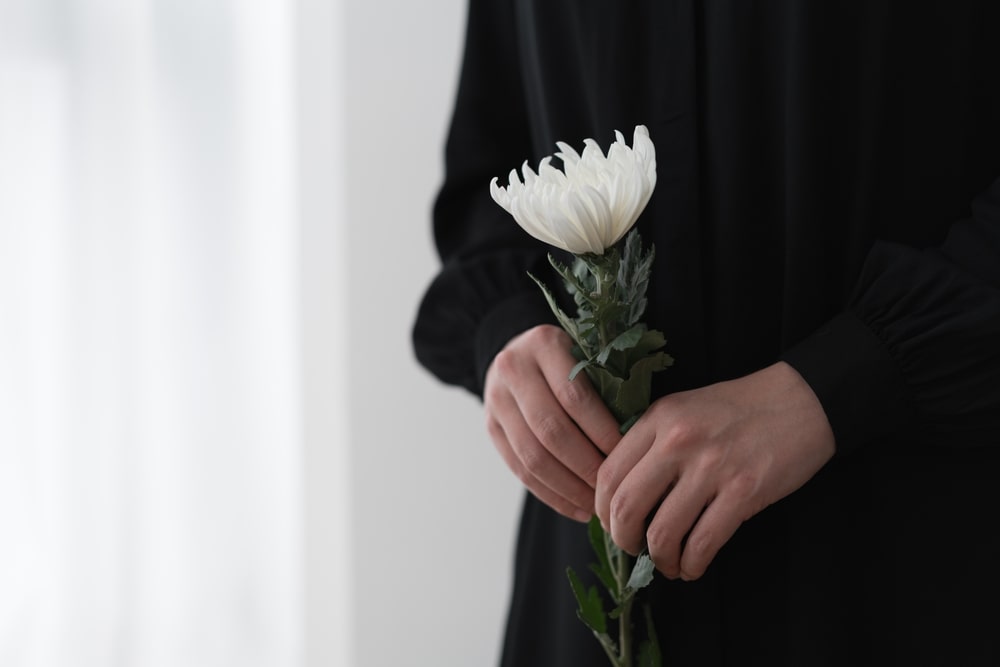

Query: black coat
left=413, top=1, right=1000, bottom=664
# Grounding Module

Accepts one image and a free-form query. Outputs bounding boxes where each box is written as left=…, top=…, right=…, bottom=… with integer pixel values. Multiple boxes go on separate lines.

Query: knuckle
left=490, top=346, right=519, bottom=380
left=697, top=446, right=726, bottom=474
left=534, top=413, right=566, bottom=446
left=596, top=461, right=616, bottom=491
left=648, top=541, right=679, bottom=579
left=685, top=530, right=712, bottom=562
left=729, top=470, right=761, bottom=504
left=519, top=445, right=548, bottom=476
left=645, top=522, right=674, bottom=555
left=665, top=418, right=700, bottom=448
left=609, top=491, right=639, bottom=529
left=555, top=377, right=589, bottom=409
left=681, top=532, right=714, bottom=580
left=532, top=324, right=566, bottom=347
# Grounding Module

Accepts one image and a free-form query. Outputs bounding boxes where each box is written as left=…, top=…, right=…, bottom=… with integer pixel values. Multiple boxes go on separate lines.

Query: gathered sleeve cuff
left=782, top=176, right=1000, bottom=455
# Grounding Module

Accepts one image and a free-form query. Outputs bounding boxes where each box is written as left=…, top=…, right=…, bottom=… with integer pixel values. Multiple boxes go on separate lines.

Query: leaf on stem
left=551, top=255, right=599, bottom=310
left=626, top=553, right=656, bottom=592
left=596, top=324, right=647, bottom=366
left=617, top=230, right=656, bottom=326
left=566, top=567, right=608, bottom=635
left=637, top=604, right=663, bottom=667
left=586, top=516, right=619, bottom=599
left=528, top=272, right=584, bottom=349
left=569, top=358, right=592, bottom=382
left=613, top=352, right=674, bottom=421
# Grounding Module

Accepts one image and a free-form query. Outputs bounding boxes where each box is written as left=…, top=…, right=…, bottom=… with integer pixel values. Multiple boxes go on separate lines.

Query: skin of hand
left=595, top=361, right=836, bottom=581
left=484, top=324, right=623, bottom=522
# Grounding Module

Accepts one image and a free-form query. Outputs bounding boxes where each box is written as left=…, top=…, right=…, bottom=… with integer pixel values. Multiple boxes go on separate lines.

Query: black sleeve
left=782, top=176, right=1000, bottom=454
left=412, top=0, right=556, bottom=396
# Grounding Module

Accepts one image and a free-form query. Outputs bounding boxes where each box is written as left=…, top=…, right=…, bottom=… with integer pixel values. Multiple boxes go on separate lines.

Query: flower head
left=490, top=125, right=656, bottom=255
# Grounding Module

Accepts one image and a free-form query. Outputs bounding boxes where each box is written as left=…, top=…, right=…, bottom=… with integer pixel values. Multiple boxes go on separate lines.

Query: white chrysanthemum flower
left=490, top=125, right=656, bottom=255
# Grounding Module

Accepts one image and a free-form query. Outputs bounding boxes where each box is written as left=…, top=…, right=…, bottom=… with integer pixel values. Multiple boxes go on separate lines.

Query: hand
left=484, top=324, right=623, bottom=522
left=595, top=361, right=835, bottom=580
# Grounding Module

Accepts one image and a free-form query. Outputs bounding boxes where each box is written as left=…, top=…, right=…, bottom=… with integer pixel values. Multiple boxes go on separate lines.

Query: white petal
left=520, top=160, right=537, bottom=188
left=488, top=123, right=657, bottom=254
left=489, top=177, right=511, bottom=212
left=555, top=141, right=581, bottom=166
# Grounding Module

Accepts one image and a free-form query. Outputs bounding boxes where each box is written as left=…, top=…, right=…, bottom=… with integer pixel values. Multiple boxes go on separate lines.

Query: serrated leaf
left=528, top=272, right=583, bottom=347
left=566, top=567, right=607, bottom=635
left=617, top=230, right=657, bottom=326
left=596, top=324, right=647, bottom=366
left=626, top=553, right=656, bottom=592
left=589, top=563, right=619, bottom=600
left=550, top=255, right=597, bottom=310
left=631, top=329, right=667, bottom=356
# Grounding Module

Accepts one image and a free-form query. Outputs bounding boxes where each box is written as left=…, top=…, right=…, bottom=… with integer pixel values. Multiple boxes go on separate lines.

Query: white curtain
left=0, top=0, right=304, bottom=665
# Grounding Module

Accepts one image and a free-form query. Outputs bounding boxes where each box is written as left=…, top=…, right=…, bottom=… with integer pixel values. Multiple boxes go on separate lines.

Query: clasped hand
left=484, top=324, right=835, bottom=580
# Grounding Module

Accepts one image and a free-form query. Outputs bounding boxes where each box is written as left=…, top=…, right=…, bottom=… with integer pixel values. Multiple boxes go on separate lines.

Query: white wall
left=307, top=1, right=525, bottom=666
left=1, top=0, right=515, bottom=664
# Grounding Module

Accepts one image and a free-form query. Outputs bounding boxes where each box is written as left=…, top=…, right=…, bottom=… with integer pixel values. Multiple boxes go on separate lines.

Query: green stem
left=617, top=551, right=633, bottom=667
left=592, top=260, right=613, bottom=351
left=596, top=633, right=621, bottom=667
left=602, top=528, right=634, bottom=667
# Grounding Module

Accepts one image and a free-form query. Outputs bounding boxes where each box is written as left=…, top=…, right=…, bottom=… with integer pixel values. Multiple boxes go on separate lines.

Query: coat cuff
left=780, top=311, right=916, bottom=456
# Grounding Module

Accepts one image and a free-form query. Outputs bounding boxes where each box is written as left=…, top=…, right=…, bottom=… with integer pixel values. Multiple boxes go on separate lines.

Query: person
left=412, top=1, right=1000, bottom=665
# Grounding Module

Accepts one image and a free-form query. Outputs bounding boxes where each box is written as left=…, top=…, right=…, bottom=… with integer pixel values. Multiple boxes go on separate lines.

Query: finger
left=487, top=414, right=593, bottom=522
left=538, top=355, right=622, bottom=455
left=677, top=489, right=747, bottom=581
left=511, top=369, right=606, bottom=489
left=502, top=397, right=598, bottom=510
left=644, top=474, right=712, bottom=579
left=595, top=423, right=656, bottom=533
left=604, top=440, right=680, bottom=555
left=489, top=331, right=608, bottom=487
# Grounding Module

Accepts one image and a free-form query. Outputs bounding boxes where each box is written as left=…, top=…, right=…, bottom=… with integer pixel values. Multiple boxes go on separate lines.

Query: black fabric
left=412, top=0, right=1000, bottom=664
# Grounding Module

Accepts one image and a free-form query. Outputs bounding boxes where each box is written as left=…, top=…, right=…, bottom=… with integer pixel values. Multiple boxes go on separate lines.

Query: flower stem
left=617, top=551, right=633, bottom=667
left=602, top=526, right=634, bottom=667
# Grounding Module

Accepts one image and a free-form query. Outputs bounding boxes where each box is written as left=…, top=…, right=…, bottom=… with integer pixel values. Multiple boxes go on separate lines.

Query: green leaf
left=586, top=516, right=618, bottom=600
left=613, top=352, right=675, bottom=421
left=617, top=230, right=657, bottom=326
left=589, top=563, right=620, bottom=602
left=566, top=567, right=608, bottom=635
left=550, top=255, right=597, bottom=310
left=638, top=639, right=661, bottom=667
left=631, top=329, right=667, bottom=356
left=596, top=324, right=647, bottom=366
left=527, top=272, right=583, bottom=348
left=637, top=604, right=663, bottom=667
left=582, top=365, right=628, bottom=423
left=568, top=358, right=592, bottom=382
left=626, top=552, right=656, bottom=592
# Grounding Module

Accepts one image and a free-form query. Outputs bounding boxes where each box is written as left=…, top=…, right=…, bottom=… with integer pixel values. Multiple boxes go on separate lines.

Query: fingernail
left=574, top=510, right=592, bottom=522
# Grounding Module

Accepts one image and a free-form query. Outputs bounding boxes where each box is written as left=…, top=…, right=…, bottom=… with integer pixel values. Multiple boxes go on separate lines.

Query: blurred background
left=0, top=0, right=523, bottom=665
